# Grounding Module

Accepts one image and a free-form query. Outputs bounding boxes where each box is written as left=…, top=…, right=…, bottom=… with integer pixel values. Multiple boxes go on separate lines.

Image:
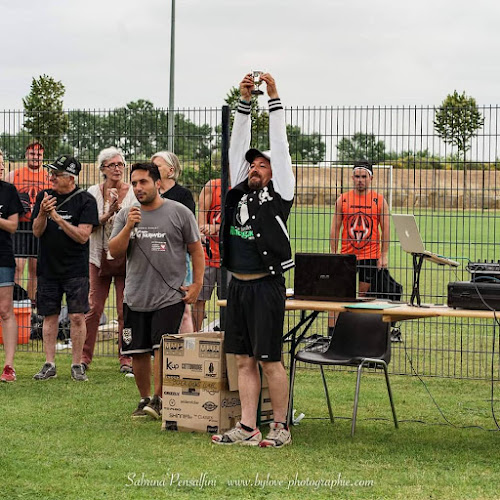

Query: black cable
left=400, top=303, right=500, bottom=432
left=299, top=340, right=500, bottom=432
left=297, top=260, right=500, bottom=432
left=472, top=276, right=500, bottom=283
left=132, top=232, right=186, bottom=298
left=302, top=415, right=494, bottom=430
left=448, top=259, right=500, bottom=429
left=466, top=258, right=500, bottom=430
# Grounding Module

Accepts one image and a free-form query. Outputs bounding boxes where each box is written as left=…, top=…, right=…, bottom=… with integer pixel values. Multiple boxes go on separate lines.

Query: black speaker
left=448, top=282, right=500, bottom=310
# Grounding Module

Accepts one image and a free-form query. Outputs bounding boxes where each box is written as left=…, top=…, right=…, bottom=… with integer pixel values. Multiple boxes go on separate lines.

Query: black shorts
left=225, top=275, right=285, bottom=362
left=13, top=222, right=39, bottom=258
left=121, top=301, right=184, bottom=355
left=357, top=259, right=378, bottom=284
left=37, top=276, right=90, bottom=317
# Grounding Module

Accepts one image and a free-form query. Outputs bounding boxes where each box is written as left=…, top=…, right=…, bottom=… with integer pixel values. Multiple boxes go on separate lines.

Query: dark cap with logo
left=245, top=148, right=271, bottom=164
left=44, top=156, right=82, bottom=176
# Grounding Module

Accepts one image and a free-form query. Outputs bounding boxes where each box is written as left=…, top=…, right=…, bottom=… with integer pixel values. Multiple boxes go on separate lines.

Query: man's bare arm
left=0, top=213, right=19, bottom=234
left=197, top=181, right=213, bottom=241
left=49, top=211, right=93, bottom=244
left=108, top=207, right=140, bottom=258
left=182, top=240, right=205, bottom=304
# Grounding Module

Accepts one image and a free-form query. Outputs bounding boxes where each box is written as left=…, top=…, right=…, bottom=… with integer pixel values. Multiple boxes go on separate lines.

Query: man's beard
left=137, top=191, right=156, bottom=205
left=248, top=175, right=263, bottom=190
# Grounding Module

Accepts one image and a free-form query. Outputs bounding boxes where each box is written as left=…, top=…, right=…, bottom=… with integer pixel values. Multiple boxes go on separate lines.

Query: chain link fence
left=2, top=104, right=500, bottom=379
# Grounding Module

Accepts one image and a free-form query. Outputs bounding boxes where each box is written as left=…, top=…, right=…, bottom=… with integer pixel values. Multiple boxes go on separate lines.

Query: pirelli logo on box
left=199, top=341, right=220, bottom=358
left=163, top=339, right=184, bottom=356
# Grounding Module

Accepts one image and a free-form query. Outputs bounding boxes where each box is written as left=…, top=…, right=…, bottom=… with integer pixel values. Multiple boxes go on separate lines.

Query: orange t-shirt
left=339, top=190, right=385, bottom=260
left=204, top=179, right=222, bottom=267
left=11, top=167, right=51, bottom=222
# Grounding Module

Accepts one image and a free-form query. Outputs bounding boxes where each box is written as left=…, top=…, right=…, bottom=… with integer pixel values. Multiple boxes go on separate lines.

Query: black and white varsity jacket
left=220, top=98, right=295, bottom=275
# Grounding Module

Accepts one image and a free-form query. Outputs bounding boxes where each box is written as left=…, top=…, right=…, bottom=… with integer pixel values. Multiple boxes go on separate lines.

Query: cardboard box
left=0, top=300, right=31, bottom=345
left=260, top=387, right=273, bottom=423
left=161, top=332, right=242, bottom=434
left=161, top=385, right=241, bottom=434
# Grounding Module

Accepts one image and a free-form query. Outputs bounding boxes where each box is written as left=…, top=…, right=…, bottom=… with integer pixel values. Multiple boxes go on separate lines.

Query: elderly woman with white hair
left=151, top=151, right=196, bottom=332
left=151, top=151, right=195, bottom=212
left=83, top=147, right=136, bottom=374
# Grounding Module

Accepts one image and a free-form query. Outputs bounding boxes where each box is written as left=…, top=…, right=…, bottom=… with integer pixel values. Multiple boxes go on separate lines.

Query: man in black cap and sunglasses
left=31, top=155, right=99, bottom=381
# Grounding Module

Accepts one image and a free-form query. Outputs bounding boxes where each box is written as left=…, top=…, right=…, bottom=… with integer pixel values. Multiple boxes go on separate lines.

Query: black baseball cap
left=44, top=155, right=82, bottom=176
left=245, top=148, right=271, bottom=164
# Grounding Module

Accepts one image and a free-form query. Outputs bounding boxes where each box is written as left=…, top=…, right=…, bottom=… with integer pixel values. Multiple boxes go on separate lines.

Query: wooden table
left=219, top=298, right=499, bottom=323
left=281, top=299, right=499, bottom=322
left=217, top=298, right=499, bottom=367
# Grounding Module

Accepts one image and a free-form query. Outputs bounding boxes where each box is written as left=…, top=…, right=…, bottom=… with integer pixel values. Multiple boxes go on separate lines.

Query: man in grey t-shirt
left=109, top=163, right=204, bottom=420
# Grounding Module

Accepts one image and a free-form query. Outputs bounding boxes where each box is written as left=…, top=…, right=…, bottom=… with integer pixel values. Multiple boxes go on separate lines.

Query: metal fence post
left=219, top=105, right=230, bottom=331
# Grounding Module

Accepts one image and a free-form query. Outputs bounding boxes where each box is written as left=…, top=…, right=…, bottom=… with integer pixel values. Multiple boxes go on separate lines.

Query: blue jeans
left=0, top=267, right=15, bottom=287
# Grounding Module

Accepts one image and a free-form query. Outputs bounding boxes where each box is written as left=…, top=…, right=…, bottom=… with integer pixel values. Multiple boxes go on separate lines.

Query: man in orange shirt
left=6, top=142, right=51, bottom=302
left=330, top=161, right=390, bottom=296
left=192, top=178, right=223, bottom=331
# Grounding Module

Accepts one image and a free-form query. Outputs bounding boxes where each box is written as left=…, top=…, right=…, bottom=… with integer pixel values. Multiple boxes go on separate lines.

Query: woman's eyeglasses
left=104, top=162, right=125, bottom=169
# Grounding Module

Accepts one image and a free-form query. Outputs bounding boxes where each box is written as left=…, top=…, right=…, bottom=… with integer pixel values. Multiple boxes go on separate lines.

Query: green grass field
left=3, top=207, right=500, bottom=498
left=1, top=353, right=500, bottom=499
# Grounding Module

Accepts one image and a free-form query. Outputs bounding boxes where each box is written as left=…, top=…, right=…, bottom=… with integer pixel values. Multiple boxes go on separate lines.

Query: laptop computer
left=293, top=253, right=358, bottom=301
left=392, top=214, right=459, bottom=267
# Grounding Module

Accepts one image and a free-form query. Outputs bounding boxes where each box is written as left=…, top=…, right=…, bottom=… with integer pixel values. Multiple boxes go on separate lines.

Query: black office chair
left=287, top=311, right=398, bottom=436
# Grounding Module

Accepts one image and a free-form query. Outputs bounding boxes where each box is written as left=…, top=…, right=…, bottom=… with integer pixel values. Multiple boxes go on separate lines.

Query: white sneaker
left=259, top=422, right=292, bottom=448
left=56, top=339, right=72, bottom=351
left=212, top=422, right=262, bottom=446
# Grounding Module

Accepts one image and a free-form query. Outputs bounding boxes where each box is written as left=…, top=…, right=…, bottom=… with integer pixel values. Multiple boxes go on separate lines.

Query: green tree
left=433, top=91, right=484, bottom=161
left=22, top=74, right=69, bottom=158
left=0, top=130, right=33, bottom=161
left=67, top=110, right=107, bottom=160
left=287, top=125, right=326, bottom=164
left=434, top=91, right=484, bottom=207
left=67, top=101, right=215, bottom=164
left=103, top=99, right=169, bottom=158
left=337, top=133, right=387, bottom=163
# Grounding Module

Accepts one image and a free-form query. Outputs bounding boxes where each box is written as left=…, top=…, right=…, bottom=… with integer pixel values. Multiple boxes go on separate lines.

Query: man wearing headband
left=330, top=161, right=390, bottom=303
left=212, top=73, right=294, bottom=448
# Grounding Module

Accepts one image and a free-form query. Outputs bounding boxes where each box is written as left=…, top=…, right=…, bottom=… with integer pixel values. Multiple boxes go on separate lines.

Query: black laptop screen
left=293, top=253, right=357, bottom=301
